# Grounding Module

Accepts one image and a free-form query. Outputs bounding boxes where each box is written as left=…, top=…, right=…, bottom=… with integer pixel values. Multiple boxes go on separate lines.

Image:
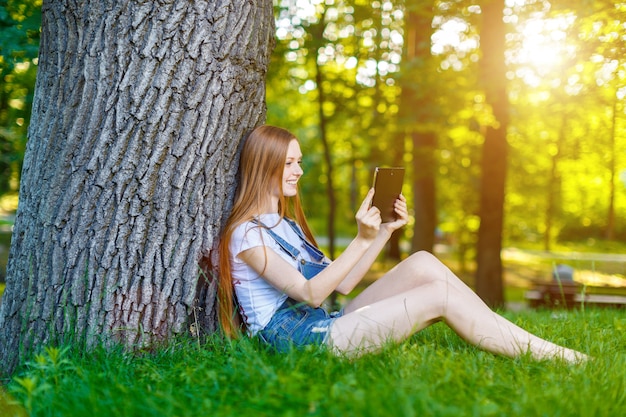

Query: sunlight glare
left=508, top=12, right=577, bottom=87
left=431, top=18, right=477, bottom=55
left=517, top=17, right=571, bottom=70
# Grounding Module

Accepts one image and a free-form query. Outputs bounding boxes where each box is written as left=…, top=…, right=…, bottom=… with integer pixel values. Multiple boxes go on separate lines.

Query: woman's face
left=281, top=139, right=303, bottom=198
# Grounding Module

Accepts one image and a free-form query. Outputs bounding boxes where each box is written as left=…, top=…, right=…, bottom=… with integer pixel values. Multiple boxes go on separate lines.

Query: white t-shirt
left=229, top=213, right=318, bottom=335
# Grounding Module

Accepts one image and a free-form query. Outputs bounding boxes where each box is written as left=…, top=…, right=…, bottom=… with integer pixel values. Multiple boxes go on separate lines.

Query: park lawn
left=2, top=307, right=625, bottom=417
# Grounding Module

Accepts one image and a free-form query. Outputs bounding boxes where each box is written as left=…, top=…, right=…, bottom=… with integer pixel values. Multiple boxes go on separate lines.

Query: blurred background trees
left=0, top=0, right=39, bottom=198
left=1, top=0, right=625, bottom=304
left=265, top=0, right=626, bottom=305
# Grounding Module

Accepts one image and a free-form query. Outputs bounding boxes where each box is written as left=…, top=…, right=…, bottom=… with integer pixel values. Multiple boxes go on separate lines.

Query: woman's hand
left=381, top=194, right=408, bottom=234
left=333, top=191, right=407, bottom=295
left=355, top=188, right=381, bottom=242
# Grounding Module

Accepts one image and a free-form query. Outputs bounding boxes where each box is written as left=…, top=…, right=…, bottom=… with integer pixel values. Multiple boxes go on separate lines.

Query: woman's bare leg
left=331, top=252, right=587, bottom=363
left=344, top=251, right=480, bottom=313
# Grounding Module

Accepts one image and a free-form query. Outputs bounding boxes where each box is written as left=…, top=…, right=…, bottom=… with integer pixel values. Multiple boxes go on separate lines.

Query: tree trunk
left=411, top=131, right=437, bottom=252
left=605, top=91, right=617, bottom=240
left=475, top=0, right=508, bottom=308
left=401, top=1, right=437, bottom=254
left=544, top=113, right=566, bottom=252
left=0, top=0, right=275, bottom=376
left=314, top=54, right=336, bottom=260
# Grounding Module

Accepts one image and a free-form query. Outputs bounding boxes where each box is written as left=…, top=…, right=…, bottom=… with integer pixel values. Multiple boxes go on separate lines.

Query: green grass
left=2, top=308, right=625, bottom=417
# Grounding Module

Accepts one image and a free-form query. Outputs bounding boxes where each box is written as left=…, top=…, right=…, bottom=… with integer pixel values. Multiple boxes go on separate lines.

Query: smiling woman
left=281, top=140, right=304, bottom=198
left=215, top=125, right=589, bottom=363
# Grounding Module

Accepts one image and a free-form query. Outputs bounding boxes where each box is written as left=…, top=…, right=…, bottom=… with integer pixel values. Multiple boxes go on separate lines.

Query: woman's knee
left=407, top=250, right=438, bottom=264
left=401, top=250, right=446, bottom=285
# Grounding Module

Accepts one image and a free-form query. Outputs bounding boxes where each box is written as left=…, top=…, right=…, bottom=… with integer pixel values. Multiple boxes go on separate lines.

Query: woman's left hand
left=381, top=194, right=408, bottom=233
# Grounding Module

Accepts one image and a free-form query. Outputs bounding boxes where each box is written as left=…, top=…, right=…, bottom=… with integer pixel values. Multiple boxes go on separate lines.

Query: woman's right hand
left=355, top=188, right=381, bottom=242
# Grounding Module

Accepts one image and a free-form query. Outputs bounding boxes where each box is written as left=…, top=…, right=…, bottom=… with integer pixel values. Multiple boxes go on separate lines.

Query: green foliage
left=268, top=0, right=404, bottom=237
left=267, top=0, right=626, bottom=252
left=5, top=308, right=625, bottom=416
left=503, top=0, right=626, bottom=248
left=0, top=228, right=11, bottom=281
left=1, top=0, right=625, bottom=248
left=0, top=0, right=40, bottom=194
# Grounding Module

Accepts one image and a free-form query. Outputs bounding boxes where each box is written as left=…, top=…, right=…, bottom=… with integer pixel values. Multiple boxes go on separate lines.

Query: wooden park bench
left=524, top=264, right=626, bottom=309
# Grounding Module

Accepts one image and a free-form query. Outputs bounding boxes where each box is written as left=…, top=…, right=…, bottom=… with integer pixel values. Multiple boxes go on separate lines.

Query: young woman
left=217, top=125, right=587, bottom=363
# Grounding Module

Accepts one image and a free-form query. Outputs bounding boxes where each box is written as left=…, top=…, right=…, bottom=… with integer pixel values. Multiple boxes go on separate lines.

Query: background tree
left=426, top=1, right=483, bottom=273
left=475, top=0, right=508, bottom=307
left=0, top=0, right=275, bottom=376
left=504, top=0, right=626, bottom=246
left=570, top=0, right=626, bottom=242
left=0, top=0, right=40, bottom=196
left=268, top=0, right=404, bottom=246
left=399, top=1, right=439, bottom=254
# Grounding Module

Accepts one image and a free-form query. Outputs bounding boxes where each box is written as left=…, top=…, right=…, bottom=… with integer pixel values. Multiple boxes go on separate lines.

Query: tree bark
left=475, top=0, right=508, bottom=308
left=0, top=0, right=275, bottom=376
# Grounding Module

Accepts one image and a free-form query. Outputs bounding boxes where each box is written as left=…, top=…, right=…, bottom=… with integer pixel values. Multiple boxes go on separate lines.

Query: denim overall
left=254, top=217, right=328, bottom=279
left=253, top=218, right=341, bottom=352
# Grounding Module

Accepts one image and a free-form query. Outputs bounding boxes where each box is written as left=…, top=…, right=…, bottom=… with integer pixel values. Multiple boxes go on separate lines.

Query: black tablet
left=371, top=167, right=405, bottom=222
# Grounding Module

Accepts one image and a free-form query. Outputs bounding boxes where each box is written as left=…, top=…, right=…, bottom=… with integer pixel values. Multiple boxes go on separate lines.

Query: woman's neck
left=268, top=196, right=279, bottom=214
left=253, top=199, right=279, bottom=216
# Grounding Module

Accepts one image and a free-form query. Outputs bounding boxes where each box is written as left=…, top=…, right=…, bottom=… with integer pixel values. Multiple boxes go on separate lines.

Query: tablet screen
left=371, top=167, right=404, bottom=222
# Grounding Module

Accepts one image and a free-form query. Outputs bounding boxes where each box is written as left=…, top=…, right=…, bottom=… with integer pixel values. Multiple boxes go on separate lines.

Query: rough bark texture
left=475, top=0, right=508, bottom=308
left=0, top=0, right=274, bottom=375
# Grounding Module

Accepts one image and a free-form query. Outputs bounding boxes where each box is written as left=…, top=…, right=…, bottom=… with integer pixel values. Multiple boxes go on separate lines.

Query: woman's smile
left=282, top=140, right=303, bottom=197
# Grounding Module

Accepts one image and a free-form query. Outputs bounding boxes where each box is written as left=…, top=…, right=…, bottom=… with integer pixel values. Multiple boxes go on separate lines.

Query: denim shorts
left=257, top=298, right=342, bottom=353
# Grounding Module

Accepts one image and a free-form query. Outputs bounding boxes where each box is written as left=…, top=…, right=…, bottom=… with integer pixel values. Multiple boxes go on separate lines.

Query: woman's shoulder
left=232, top=219, right=262, bottom=240
left=231, top=214, right=282, bottom=242
left=230, top=220, right=267, bottom=258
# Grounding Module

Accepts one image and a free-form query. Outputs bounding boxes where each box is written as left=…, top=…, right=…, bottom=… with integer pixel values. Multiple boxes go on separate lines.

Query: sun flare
left=510, top=13, right=577, bottom=85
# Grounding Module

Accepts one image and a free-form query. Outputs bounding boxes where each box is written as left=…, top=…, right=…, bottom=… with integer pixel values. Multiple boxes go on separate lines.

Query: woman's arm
left=238, top=234, right=373, bottom=307
left=238, top=189, right=382, bottom=307
left=335, top=194, right=408, bottom=294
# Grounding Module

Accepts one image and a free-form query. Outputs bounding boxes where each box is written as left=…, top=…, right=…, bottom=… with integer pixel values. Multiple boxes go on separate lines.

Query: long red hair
left=217, top=125, right=317, bottom=337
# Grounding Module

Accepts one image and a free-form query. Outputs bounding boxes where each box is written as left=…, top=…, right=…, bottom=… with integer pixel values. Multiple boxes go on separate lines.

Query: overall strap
left=282, top=217, right=309, bottom=241
left=283, top=218, right=327, bottom=263
left=250, top=219, right=300, bottom=260
left=251, top=217, right=329, bottom=280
